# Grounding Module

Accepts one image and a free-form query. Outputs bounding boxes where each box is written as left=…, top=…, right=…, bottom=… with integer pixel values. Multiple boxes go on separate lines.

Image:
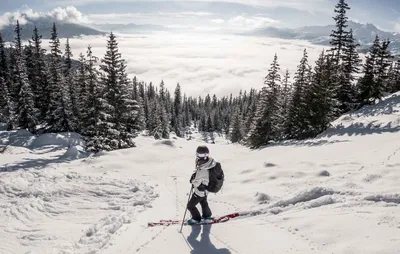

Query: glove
left=189, top=173, right=196, bottom=183
left=197, top=183, right=207, bottom=191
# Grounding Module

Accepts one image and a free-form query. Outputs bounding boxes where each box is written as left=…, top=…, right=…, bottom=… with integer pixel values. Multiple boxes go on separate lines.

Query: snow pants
left=187, top=193, right=212, bottom=222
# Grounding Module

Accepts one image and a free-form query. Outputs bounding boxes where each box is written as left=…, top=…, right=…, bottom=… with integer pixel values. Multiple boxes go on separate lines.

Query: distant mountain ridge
left=246, top=21, right=400, bottom=53
left=0, top=19, right=104, bottom=41
left=90, top=23, right=168, bottom=33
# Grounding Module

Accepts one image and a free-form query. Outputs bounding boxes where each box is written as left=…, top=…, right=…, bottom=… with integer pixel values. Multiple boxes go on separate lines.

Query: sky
left=0, top=0, right=400, bottom=31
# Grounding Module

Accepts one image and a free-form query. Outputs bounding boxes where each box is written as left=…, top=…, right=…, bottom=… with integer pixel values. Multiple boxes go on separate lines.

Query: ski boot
left=187, top=218, right=201, bottom=225
left=201, top=216, right=213, bottom=224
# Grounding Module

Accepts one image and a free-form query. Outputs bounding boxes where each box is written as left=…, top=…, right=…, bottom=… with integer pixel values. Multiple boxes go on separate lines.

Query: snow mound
left=0, top=130, right=84, bottom=149
left=60, top=145, right=87, bottom=160
left=365, top=194, right=400, bottom=204
left=0, top=129, right=35, bottom=147
left=6, top=146, right=33, bottom=156
left=272, top=187, right=334, bottom=208
left=153, top=139, right=176, bottom=147
left=30, top=132, right=84, bottom=149
left=303, top=195, right=335, bottom=209
left=254, top=192, right=270, bottom=204
left=321, top=92, right=400, bottom=137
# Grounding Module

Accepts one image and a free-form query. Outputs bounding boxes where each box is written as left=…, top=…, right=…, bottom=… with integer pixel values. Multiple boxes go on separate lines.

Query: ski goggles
left=196, top=153, right=209, bottom=159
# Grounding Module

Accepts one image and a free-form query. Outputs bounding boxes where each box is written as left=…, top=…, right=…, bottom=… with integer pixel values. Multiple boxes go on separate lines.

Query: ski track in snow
left=0, top=133, right=158, bottom=254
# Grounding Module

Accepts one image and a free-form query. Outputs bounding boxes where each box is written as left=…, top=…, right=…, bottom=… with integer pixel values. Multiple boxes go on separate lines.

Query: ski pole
left=179, top=185, right=193, bottom=233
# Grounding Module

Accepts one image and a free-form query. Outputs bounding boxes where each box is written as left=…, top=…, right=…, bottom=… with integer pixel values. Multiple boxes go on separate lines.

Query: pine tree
left=98, top=32, right=138, bottom=150
left=304, top=51, right=337, bottom=137
left=374, top=38, right=392, bottom=100
left=173, top=83, right=182, bottom=136
left=387, top=60, right=400, bottom=93
left=230, top=104, right=243, bottom=143
left=64, top=38, right=73, bottom=75
left=31, top=26, right=50, bottom=121
left=132, top=76, right=138, bottom=101
left=357, top=36, right=380, bottom=105
left=247, top=53, right=281, bottom=147
left=76, top=52, right=88, bottom=118
left=329, top=0, right=351, bottom=65
left=14, top=21, right=37, bottom=133
left=64, top=38, right=79, bottom=130
left=24, top=41, right=35, bottom=92
left=0, top=33, right=11, bottom=124
left=135, top=95, right=146, bottom=131
left=0, top=77, right=11, bottom=123
left=286, top=49, right=310, bottom=139
left=337, top=28, right=361, bottom=113
left=279, top=69, right=292, bottom=139
left=160, top=104, right=170, bottom=139
left=82, top=45, right=102, bottom=146
left=149, top=98, right=162, bottom=139
left=0, top=33, right=7, bottom=81
left=47, top=23, right=73, bottom=132
left=206, top=114, right=213, bottom=132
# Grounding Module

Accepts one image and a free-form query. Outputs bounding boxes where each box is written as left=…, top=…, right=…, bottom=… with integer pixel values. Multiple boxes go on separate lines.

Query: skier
left=187, top=145, right=218, bottom=225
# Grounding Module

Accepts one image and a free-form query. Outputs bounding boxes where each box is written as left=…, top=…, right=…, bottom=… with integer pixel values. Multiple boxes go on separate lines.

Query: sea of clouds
left=44, top=32, right=327, bottom=97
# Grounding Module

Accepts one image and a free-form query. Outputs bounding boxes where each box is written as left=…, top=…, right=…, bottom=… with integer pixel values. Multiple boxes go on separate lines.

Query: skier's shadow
left=187, top=224, right=231, bottom=254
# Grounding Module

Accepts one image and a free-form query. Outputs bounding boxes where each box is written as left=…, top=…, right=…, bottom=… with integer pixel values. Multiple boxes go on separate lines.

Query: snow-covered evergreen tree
left=230, top=103, right=243, bottom=143
left=304, top=51, right=337, bottom=137
left=75, top=52, right=88, bottom=121
left=64, top=38, right=79, bottom=130
left=84, top=47, right=107, bottom=151
left=279, top=69, right=292, bottom=139
left=98, top=32, right=138, bottom=150
left=173, top=83, right=182, bottom=136
left=47, top=23, right=73, bottom=132
left=329, top=0, right=351, bottom=65
left=0, top=33, right=10, bottom=124
left=374, top=38, right=392, bottom=100
left=387, top=60, right=400, bottom=93
left=337, top=28, right=361, bottom=113
left=13, top=21, right=37, bottom=133
left=247, top=53, right=281, bottom=147
left=286, top=49, right=310, bottom=139
left=31, top=26, right=50, bottom=122
left=357, top=36, right=380, bottom=106
left=135, top=94, right=146, bottom=131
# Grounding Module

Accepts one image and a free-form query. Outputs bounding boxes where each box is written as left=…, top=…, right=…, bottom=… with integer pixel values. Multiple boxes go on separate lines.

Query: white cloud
left=87, top=11, right=214, bottom=24
left=211, top=19, right=225, bottom=24
left=40, top=32, right=327, bottom=98
left=395, top=22, right=400, bottom=33
left=53, top=0, right=331, bottom=13
left=0, top=6, right=90, bottom=29
left=228, top=16, right=279, bottom=29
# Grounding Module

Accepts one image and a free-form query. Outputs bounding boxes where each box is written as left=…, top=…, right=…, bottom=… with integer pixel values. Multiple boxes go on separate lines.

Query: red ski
left=147, top=213, right=239, bottom=227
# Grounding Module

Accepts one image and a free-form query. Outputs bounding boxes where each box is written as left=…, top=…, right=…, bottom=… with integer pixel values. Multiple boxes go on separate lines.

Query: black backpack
left=206, top=162, right=224, bottom=193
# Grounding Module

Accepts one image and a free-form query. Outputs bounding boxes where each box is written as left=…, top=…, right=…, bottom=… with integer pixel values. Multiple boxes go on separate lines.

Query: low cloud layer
left=0, top=6, right=89, bottom=29
left=39, top=32, right=327, bottom=98
left=228, top=16, right=280, bottom=29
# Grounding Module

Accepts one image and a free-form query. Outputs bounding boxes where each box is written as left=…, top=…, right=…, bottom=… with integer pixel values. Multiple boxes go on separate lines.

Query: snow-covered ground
left=1, top=93, right=400, bottom=254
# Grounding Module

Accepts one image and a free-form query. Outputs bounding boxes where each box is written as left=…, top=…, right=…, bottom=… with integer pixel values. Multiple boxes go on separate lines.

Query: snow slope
left=1, top=93, right=400, bottom=254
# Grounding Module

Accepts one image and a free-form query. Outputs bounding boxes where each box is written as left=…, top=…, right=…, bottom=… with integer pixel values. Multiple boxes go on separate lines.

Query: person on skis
left=187, top=145, right=220, bottom=225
